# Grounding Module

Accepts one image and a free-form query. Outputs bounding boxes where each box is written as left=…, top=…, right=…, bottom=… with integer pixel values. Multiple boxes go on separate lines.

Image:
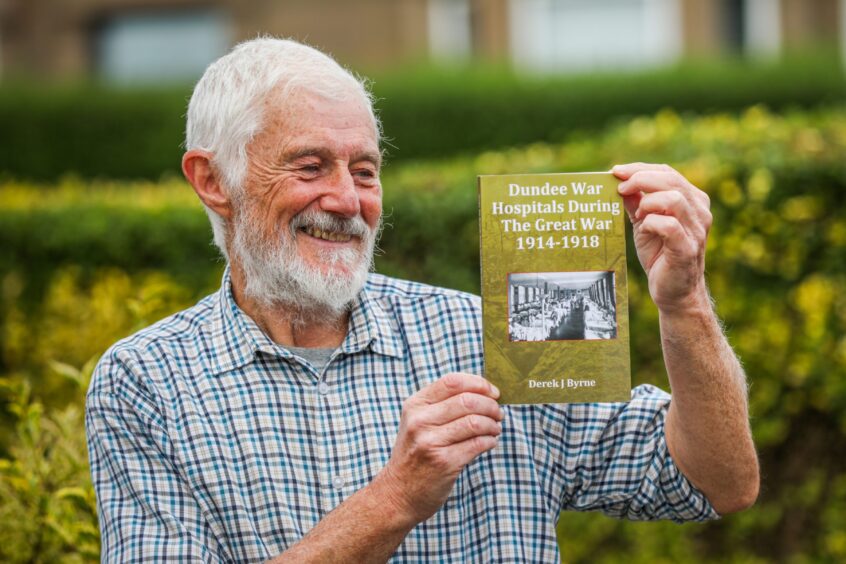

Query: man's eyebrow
left=356, top=150, right=382, bottom=169
left=282, top=147, right=330, bottom=162
left=282, top=147, right=382, bottom=169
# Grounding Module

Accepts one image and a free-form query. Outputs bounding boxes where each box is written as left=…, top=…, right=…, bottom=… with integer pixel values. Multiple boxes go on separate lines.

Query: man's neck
left=230, top=267, right=350, bottom=349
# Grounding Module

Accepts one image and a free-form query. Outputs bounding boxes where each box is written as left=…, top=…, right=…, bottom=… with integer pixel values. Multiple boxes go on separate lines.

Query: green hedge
left=1, top=54, right=845, bottom=180
left=0, top=182, right=219, bottom=304
left=2, top=105, right=846, bottom=561
left=0, top=88, right=189, bottom=181
left=375, top=54, right=846, bottom=161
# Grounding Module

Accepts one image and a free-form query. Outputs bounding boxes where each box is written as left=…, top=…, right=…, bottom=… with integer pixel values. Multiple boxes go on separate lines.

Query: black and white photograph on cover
left=508, top=271, right=617, bottom=342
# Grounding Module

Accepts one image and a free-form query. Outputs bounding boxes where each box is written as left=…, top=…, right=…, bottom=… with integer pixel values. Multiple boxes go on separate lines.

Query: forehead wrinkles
left=258, top=89, right=377, bottom=150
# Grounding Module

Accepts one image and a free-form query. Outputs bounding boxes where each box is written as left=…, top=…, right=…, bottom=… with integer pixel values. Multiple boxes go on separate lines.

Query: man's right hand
left=375, top=372, right=503, bottom=527
left=270, top=373, right=502, bottom=563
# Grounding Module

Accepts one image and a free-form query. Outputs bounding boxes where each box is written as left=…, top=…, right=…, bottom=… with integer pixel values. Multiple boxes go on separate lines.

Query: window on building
left=94, top=9, right=230, bottom=84
left=722, top=0, right=746, bottom=53
left=428, top=0, right=473, bottom=61
left=508, top=0, right=682, bottom=72
left=742, top=0, right=781, bottom=58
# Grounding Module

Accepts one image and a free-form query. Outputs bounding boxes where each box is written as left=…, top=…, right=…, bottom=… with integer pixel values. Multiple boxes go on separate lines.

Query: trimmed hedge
left=2, top=105, right=846, bottom=561
left=1, top=54, right=845, bottom=180
left=0, top=182, right=218, bottom=304
left=0, top=87, right=189, bottom=180
left=375, top=54, right=846, bottom=161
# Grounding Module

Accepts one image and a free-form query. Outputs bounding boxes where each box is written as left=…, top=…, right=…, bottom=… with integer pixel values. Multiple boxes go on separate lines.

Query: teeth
left=304, top=226, right=352, bottom=242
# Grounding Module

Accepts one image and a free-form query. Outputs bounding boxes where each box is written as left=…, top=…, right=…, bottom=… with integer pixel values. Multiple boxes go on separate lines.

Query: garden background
left=2, top=46, right=846, bottom=564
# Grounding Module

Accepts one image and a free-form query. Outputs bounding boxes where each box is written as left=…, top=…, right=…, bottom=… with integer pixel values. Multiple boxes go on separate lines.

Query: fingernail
left=490, top=383, right=500, bottom=398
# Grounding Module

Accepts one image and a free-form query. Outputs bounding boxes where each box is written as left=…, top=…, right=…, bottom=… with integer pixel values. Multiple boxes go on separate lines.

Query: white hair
left=184, top=37, right=380, bottom=259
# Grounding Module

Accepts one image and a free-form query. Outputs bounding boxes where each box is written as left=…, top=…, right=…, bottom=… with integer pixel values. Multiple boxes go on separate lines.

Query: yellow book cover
left=478, top=172, right=631, bottom=404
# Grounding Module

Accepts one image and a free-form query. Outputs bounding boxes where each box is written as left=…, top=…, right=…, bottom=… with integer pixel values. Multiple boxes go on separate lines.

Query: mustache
left=289, top=209, right=372, bottom=238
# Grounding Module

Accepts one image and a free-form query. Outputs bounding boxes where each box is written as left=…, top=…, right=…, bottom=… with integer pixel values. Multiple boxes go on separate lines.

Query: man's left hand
left=613, top=162, right=759, bottom=515
left=613, top=163, right=713, bottom=314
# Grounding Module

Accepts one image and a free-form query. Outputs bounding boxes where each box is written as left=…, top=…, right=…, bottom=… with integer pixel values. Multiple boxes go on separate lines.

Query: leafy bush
left=0, top=181, right=219, bottom=306
left=0, top=376, right=98, bottom=563
left=375, top=54, right=846, bottom=162
left=2, top=104, right=846, bottom=561
left=0, top=86, right=188, bottom=181
left=0, top=271, right=198, bottom=561
left=1, top=54, right=844, bottom=180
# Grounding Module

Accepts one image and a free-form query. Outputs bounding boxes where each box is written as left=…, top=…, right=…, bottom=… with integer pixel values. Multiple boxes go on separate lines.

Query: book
left=478, top=172, right=631, bottom=404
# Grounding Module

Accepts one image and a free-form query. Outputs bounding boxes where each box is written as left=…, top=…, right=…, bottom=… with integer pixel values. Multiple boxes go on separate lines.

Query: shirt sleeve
left=534, top=384, right=720, bottom=523
left=86, top=353, right=226, bottom=563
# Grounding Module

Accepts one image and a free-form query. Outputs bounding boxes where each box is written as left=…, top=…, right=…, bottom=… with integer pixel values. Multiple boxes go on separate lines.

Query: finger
left=446, top=434, right=499, bottom=467
left=638, top=214, right=697, bottom=258
left=612, top=162, right=673, bottom=180
left=621, top=193, right=641, bottom=222
left=414, top=372, right=500, bottom=404
left=635, top=191, right=702, bottom=238
left=618, top=169, right=692, bottom=198
left=617, top=167, right=712, bottom=220
left=420, top=392, right=503, bottom=426
left=432, top=414, right=502, bottom=446
left=632, top=177, right=711, bottom=229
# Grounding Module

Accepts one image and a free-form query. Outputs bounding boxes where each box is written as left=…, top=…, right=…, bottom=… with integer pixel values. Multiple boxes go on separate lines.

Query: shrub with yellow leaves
left=2, top=104, right=846, bottom=561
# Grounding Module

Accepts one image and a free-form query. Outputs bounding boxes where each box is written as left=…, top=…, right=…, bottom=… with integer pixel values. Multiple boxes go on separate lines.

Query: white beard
left=230, top=205, right=379, bottom=320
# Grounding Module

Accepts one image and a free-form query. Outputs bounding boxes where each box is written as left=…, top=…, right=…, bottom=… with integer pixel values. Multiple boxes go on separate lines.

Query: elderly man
left=86, top=38, right=758, bottom=562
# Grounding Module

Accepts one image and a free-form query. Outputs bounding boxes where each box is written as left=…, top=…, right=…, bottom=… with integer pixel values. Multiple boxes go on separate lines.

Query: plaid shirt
left=86, top=270, right=717, bottom=563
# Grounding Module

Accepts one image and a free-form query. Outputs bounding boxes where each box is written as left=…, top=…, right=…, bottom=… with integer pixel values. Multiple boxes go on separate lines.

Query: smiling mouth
left=300, top=226, right=354, bottom=243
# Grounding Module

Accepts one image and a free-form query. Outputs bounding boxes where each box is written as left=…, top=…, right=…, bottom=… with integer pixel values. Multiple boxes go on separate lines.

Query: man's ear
left=182, top=150, right=233, bottom=220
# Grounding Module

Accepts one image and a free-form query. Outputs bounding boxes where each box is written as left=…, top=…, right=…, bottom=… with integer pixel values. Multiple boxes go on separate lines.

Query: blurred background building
left=0, top=0, right=843, bottom=82
left=2, top=2, right=846, bottom=563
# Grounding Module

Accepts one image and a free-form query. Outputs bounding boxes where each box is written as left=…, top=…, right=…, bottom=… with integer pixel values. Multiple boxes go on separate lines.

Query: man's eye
left=354, top=169, right=377, bottom=181
left=299, top=164, right=321, bottom=174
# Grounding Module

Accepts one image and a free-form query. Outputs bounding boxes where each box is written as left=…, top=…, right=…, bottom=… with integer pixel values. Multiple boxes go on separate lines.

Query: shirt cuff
left=654, top=433, right=721, bottom=523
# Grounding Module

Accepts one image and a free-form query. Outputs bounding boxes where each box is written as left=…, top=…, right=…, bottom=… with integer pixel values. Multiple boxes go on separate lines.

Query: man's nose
left=320, top=168, right=361, bottom=218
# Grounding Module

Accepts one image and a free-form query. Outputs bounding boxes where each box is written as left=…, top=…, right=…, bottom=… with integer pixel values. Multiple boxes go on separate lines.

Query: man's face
left=229, top=89, right=383, bottom=313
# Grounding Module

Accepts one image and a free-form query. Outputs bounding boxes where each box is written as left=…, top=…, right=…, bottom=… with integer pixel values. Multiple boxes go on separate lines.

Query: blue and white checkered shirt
left=86, top=270, right=717, bottom=563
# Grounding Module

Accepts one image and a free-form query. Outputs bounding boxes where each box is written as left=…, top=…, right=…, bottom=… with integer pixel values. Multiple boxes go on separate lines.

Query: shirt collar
left=340, top=282, right=405, bottom=359
left=209, top=268, right=404, bottom=374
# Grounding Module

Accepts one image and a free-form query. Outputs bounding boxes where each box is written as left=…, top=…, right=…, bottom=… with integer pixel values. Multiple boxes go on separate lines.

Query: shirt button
left=332, top=475, right=346, bottom=490
left=318, top=382, right=330, bottom=395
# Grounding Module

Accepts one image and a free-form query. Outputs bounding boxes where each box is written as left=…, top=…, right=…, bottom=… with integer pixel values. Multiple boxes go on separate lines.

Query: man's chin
left=311, top=265, right=362, bottom=281
left=299, top=252, right=369, bottom=279
left=290, top=261, right=370, bottom=306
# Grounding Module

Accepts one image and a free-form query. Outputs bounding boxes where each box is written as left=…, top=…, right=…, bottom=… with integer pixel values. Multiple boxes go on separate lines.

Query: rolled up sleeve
left=537, top=384, right=719, bottom=523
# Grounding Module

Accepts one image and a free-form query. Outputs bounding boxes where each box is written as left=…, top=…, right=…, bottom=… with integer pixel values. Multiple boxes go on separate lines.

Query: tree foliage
left=2, top=105, right=845, bottom=561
